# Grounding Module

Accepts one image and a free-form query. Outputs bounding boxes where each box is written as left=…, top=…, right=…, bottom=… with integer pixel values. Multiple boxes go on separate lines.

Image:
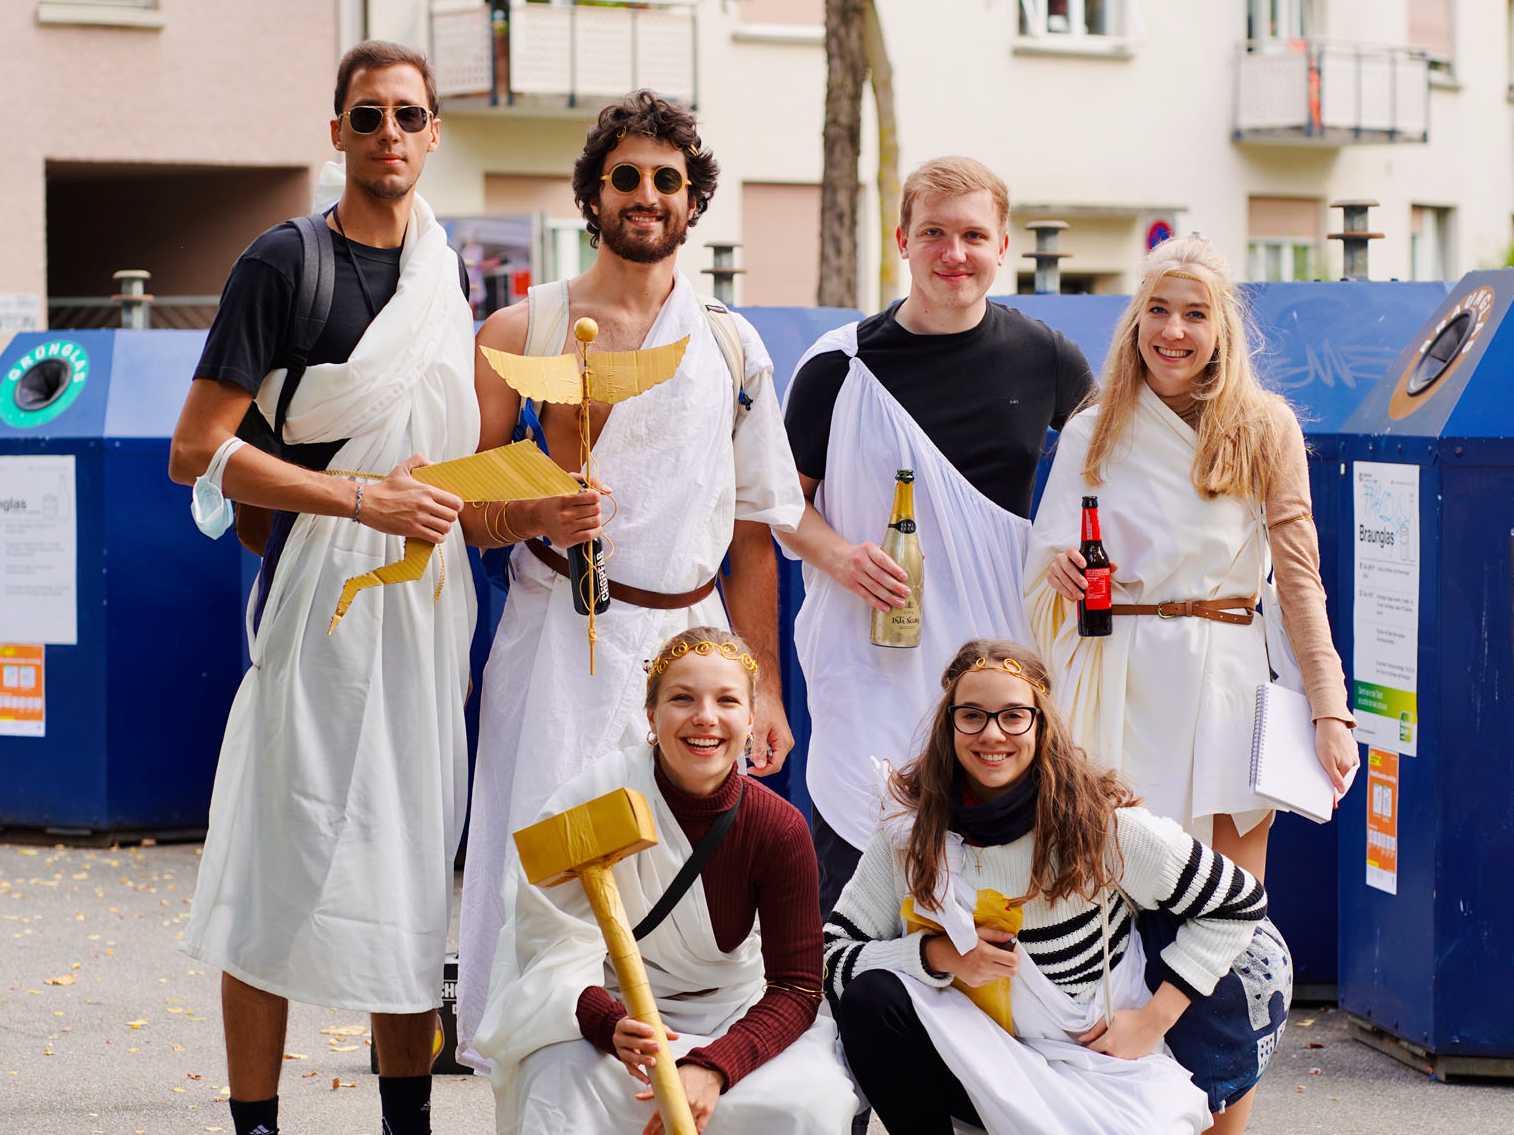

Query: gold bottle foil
left=871, top=470, right=924, bottom=648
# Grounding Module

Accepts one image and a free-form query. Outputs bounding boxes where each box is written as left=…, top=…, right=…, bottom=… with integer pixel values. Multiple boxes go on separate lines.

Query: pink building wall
left=5, top=1, right=340, bottom=322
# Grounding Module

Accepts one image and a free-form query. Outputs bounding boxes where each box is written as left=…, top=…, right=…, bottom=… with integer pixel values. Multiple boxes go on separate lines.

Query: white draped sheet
left=782, top=323, right=1033, bottom=852
left=457, top=274, right=804, bottom=1061
left=895, top=829, right=1211, bottom=1135
left=182, top=196, right=480, bottom=1012
left=1024, top=386, right=1274, bottom=840
left=476, top=746, right=858, bottom=1135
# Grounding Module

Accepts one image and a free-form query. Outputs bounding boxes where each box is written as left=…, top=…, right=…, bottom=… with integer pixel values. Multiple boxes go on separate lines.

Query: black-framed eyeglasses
left=342, top=104, right=433, bottom=135
left=601, top=162, right=688, bottom=196
left=949, top=704, right=1041, bottom=737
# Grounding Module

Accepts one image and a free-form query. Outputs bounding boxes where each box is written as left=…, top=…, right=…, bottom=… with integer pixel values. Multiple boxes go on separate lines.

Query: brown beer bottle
left=1077, top=495, right=1113, bottom=637
left=870, top=469, right=924, bottom=648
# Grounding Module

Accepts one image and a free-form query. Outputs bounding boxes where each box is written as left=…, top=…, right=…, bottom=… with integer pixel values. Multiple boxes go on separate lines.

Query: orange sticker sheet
left=1365, top=747, right=1399, bottom=895
left=0, top=644, right=44, bottom=737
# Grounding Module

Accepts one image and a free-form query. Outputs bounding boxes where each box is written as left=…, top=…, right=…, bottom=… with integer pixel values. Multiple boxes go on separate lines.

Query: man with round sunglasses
left=170, top=40, right=484, bottom=1135
left=454, top=89, right=806, bottom=1070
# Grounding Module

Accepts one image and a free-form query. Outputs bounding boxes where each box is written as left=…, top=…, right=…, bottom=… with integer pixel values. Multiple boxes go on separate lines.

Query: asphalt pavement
left=3, top=840, right=1512, bottom=1134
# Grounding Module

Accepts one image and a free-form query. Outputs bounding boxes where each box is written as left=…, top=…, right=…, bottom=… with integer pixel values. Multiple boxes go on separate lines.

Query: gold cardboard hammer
left=513, top=788, right=696, bottom=1135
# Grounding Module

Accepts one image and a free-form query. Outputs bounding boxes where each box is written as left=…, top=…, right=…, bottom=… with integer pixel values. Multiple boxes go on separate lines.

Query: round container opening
left=1407, top=311, right=1473, bottom=396
left=14, top=359, right=73, bottom=412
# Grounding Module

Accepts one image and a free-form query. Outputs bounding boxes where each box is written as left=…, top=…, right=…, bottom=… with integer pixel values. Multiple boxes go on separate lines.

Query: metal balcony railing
left=1234, top=39, right=1430, bottom=145
left=429, top=1, right=698, bottom=111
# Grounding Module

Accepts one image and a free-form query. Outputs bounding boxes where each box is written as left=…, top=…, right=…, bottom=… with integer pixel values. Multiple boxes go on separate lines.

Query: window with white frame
left=1247, top=195, right=1322, bottom=281
left=1247, top=241, right=1317, bottom=282
left=1246, top=0, right=1319, bottom=42
left=1018, top=0, right=1129, bottom=38
left=1410, top=205, right=1454, bottom=281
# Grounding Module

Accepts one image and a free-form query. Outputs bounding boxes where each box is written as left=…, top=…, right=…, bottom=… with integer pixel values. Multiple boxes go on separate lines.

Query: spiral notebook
left=1249, top=683, right=1335, bottom=824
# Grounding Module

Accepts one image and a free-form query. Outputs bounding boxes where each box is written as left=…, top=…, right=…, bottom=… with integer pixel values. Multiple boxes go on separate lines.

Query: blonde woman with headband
left=1025, top=235, right=1357, bottom=892
left=474, top=627, right=858, bottom=1134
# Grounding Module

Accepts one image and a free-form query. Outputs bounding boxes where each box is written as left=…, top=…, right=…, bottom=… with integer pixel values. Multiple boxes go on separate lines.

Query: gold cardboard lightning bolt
left=328, top=441, right=583, bottom=633
left=476, top=320, right=689, bottom=673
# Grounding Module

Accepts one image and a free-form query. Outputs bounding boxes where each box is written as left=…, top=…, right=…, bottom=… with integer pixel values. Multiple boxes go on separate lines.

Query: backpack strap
left=513, top=280, right=572, bottom=454
left=273, top=212, right=336, bottom=451
left=702, top=299, right=751, bottom=431
left=632, top=777, right=745, bottom=941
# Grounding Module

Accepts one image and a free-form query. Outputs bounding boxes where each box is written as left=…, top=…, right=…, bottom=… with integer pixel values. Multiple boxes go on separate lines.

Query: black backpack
left=236, top=211, right=336, bottom=456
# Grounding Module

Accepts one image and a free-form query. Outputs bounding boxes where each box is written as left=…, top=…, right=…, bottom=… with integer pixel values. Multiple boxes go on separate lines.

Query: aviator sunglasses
left=601, top=162, right=689, bottom=195
left=341, top=104, right=433, bottom=134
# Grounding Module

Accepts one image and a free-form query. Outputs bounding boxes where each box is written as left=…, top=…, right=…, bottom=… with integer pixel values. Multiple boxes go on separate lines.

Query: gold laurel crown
left=644, top=639, right=760, bottom=679
left=968, top=656, right=1048, bottom=695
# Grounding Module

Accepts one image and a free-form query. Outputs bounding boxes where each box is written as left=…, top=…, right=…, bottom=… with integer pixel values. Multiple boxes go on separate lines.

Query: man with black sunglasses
left=169, top=40, right=486, bottom=1135
left=454, top=90, right=806, bottom=1073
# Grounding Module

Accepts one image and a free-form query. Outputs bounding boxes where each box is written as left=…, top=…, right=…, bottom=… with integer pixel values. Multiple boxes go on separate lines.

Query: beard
left=599, top=206, right=688, bottom=264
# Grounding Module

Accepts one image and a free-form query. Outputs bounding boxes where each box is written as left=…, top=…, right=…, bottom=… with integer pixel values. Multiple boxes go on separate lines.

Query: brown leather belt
left=1109, top=596, right=1257, bottom=626
left=526, top=539, right=718, bottom=611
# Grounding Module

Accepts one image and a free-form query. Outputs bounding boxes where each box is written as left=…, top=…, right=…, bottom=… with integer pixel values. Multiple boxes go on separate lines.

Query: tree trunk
left=863, top=0, right=899, bottom=303
left=818, top=0, right=866, bottom=308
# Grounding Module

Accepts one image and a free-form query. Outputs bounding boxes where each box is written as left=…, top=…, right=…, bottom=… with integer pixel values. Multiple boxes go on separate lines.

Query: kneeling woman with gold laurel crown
left=474, top=627, right=860, bottom=1134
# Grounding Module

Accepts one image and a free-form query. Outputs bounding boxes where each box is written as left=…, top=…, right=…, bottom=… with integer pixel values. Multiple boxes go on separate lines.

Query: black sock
left=379, top=1074, right=432, bottom=1135
left=228, top=1096, right=278, bottom=1135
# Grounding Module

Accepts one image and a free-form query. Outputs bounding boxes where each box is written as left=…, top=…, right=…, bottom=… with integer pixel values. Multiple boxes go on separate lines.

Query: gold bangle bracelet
left=497, top=501, right=524, bottom=545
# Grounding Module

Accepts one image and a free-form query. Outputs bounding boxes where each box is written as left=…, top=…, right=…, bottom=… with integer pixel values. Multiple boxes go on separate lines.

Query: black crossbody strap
left=274, top=212, right=336, bottom=450
left=633, top=777, right=746, bottom=942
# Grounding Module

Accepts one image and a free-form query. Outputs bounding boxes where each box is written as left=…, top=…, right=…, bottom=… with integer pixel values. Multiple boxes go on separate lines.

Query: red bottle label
left=1081, top=509, right=1102, bottom=543
left=1083, top=567, right=1112, bottom=610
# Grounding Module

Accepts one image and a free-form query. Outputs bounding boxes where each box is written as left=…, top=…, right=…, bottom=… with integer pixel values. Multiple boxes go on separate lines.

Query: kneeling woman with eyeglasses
left=475, top=627, right=859, bottom=1135
left=827, top=640, right=1284, bottom=1135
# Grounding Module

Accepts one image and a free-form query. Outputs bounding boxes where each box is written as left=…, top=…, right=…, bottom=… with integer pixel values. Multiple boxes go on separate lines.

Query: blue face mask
left=191, top=437, right=246, bottom=540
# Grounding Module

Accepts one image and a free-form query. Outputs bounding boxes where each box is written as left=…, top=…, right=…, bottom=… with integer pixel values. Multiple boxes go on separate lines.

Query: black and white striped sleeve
left=821, top=828, right=953, bottom=1012
left=1112, top=807, right=1268, bottom=999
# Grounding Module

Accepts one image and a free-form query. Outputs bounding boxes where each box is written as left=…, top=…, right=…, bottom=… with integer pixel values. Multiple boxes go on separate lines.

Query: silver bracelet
left=351, top=479, right=365, bottom=524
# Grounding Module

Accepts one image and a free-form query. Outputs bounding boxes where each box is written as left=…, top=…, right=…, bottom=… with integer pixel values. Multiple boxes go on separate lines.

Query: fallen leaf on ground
left=187, top=1072, right=203, bottom=1080
left=282, top=1053, right=307, bottom=1061
left=45, top=975, right=76, bottom=986
left=329, top=1044, right=359, bottom=1053
left=1306, top=1041, right=1326, bottom=1049
left=126, top=1019, right=147, bottom=1029
left=320, top=1024, right=369, bottom=1037
left=332, top=1077, right=356, bottom=1090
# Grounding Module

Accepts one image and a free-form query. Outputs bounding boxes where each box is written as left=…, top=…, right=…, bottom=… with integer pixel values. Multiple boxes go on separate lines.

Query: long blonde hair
left=1082, top=236, right=1286, bottom=500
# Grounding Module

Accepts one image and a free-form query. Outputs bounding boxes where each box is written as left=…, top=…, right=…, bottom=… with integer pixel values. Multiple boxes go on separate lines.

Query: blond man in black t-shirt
left=780, top=157, right=1093, bottom=918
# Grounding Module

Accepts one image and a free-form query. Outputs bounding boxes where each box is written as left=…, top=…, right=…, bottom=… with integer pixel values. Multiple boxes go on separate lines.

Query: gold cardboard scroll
left=328, top=442, right=584, bottom=633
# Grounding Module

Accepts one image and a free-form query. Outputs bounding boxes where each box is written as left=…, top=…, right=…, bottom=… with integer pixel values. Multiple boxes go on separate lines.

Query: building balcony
left=429, top=1, right=698, bottom=114
left=1233, top=39, right=1429, bottom=146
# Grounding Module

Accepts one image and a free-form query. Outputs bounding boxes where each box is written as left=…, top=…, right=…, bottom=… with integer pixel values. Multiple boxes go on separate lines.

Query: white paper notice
left=0, top=456, right=78, bottom=645
left=1352, top=462, right=1419, bottom=756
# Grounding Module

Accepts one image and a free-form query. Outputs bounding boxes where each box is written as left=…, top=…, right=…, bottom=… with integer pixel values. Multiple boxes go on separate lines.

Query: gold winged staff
left=327, top=441, right=584, bottom=633
left=478, top=319, right=689, bottom=674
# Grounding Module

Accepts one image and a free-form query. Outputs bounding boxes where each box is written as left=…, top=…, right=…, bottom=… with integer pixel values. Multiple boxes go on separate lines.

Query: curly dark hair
left=572, top=90, right=719, bottom=248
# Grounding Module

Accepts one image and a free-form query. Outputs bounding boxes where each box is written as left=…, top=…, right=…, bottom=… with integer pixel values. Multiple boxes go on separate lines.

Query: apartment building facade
left=8, top=0, right=1511, bottom=331
left=388, top=0, right=1514, bottom=308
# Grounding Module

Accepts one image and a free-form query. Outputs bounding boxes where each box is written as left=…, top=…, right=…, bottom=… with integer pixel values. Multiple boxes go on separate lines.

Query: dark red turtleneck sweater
left=574, top=762, right=823, bottom=1090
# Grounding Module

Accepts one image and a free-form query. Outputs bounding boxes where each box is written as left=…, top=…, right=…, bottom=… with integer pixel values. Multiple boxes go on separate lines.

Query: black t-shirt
left=194, top=217, right=469, bottom=470
left=783, top=300, right=1094, bottom=518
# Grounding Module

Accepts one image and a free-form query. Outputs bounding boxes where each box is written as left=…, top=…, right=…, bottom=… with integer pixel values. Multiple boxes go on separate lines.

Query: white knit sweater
left=823, top=806, right=1265, bottom=1009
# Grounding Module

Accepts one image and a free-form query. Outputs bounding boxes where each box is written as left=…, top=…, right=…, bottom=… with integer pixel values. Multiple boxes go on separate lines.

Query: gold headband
left=1162, top=269, right=1205, bottom=282
left=644, top=639, right=760, bottom=680
left=967, top=656, right=1048, bottom=694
